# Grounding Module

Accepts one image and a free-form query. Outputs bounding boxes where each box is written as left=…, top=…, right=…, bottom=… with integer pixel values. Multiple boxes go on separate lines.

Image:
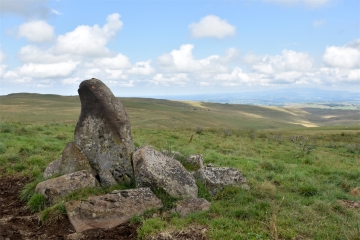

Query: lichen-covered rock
left=183, top=154, right=204, bottom=170
left=43, top=142, right=93, bottom=178
left=65, top=188, right=163, bottom=232
left=133, top=146, right=198, bottom=198
left=35, top=170, right=99, bottom=204
left=43, top=156, right=61, bottom=178
left=74, top=78, right=135, bottom=186
left=194, top=167, right=250, bottom=196
left=173, top=198, right=211, bottom=217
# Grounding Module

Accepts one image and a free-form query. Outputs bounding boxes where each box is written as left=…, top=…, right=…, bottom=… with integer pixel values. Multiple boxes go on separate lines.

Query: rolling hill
left=0, top=93, right=359, bottom=129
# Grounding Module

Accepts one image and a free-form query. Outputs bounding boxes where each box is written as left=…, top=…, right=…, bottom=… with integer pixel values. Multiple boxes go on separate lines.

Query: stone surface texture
left=173, top=198, right=211, bottom=217
left=65, top=188, right=163, bottom=232
left=133, top=146, right=198, bottom=198
left=74, top=78, right=135, bottom=186
left=43, top=142, right=93, bottom=178
left=35, top=170, right=99, bottom=204
left=184, top=154, right=204, bottom=169
left=194, top=167, right=250, bottom=196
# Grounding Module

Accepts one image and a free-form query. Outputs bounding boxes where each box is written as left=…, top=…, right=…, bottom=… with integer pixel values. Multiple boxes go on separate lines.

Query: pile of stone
left=35, top=78, right=249, bottom=233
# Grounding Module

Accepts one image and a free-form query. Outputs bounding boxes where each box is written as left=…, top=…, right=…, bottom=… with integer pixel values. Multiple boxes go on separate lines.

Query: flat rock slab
left=74, top=78, right=135, bottom=186
left=65, top=188, right=163, bottom=232
left=36, top=170, right=99, bottom=204
left=194, top=167, right=250, bottom=196
left=174, top=198, right=211, bottom=217
left=133, top=146, right=198, bottom=198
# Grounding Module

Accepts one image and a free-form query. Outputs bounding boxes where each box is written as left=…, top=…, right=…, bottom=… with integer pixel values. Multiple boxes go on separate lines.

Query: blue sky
left=0, top=0, right=359, bottom=96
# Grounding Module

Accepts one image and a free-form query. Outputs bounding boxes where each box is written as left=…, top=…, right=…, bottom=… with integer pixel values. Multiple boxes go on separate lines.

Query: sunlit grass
left=0, top=109, right=359, bottom=239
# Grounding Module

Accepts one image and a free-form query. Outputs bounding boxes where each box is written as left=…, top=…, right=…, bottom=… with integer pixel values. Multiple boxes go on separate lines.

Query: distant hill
left=1, top=93, right=359, bottom=129
left=157, top=88, right=360, bottom=106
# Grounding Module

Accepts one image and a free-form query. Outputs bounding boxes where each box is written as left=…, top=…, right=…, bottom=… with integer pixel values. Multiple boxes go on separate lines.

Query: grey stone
left=43, top=156, right=61, bottom=178
left=133, top=146, right=198, bottom=198
left=35, top=170, right=99, bottom=204
left=74, top=78, right=135, bottom=186
left=173, top=198, right=211, bottom=217
left=194, top=167, right=250, bottom=196
left=183, top=154, right=204, bottom=170
left=65, top=188, right=163, bottom=232
left=43, top=142, right=93, bottom=178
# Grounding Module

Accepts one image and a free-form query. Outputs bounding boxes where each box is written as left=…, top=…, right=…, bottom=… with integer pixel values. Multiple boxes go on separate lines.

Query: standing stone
left=74, top=78, right=135, bottom=186
left=133, top=146, right=198, bottom=198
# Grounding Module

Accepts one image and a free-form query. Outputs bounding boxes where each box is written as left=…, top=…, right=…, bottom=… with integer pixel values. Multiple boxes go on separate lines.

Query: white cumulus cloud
left=323, top=39, right=360, bottom=69
left=151, top=73, right=189, bottom=86
left=189, top=15, right=236, bottom=39
left=18, top=20, right=55, bottom=42
left=17, top=61, right=79, bottom=79
left=55, top=13, right=123, bottom=57
left=252, top=50, right=313, bottom=74
left=18, top=45, right=71, bottom=63
left=158, top=44, right=230, bottom=73
left=93, top=53, right=132, bottom=69
left=128, top=61, right=155, bottom=75
left=214, top=67, right=252, bottom=85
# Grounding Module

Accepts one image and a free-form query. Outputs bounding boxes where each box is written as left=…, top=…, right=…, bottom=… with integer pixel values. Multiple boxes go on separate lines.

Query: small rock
left=43, top=156, right=61, bottom=178
left=35, top=170, right=99, bottom=204
left=44, top=142, right=93, bottom=178
left=174, top=198, right=211, bottom=217
left=133, top=146, right=198, bottom=198
left=184, top=154, right=204, bottom=169
left=65, top=188, right=163, bottom=232
left=194, top=167, right=249, bottom=196
left=66, top=233, right=83, bottom=240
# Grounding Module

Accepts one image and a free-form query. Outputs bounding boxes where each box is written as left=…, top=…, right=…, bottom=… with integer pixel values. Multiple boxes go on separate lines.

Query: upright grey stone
left=74, top=78, right=135, bottom=186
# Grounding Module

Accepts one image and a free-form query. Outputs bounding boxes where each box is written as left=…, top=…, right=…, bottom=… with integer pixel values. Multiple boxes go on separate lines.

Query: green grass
left=1, top=95, right=360, bottom=239
left=1, top=122, right=359, bottom=239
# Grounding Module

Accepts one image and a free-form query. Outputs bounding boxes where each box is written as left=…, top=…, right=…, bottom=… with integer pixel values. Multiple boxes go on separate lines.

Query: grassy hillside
left=0, top=93, right=359, bottom=239
left=1, top=93, right=359, bottom=128
left=0, top=122, right=359, bottom=239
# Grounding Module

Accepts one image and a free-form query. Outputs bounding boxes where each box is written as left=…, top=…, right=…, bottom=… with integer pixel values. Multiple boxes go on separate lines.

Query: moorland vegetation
left=0, top=93, right=359, bottom=239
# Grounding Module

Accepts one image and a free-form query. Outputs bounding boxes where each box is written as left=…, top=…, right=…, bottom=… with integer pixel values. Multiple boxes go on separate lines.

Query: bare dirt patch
left=0, top=174, right=139, bottom=240
left=338, top=200, right=360, bottom=209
